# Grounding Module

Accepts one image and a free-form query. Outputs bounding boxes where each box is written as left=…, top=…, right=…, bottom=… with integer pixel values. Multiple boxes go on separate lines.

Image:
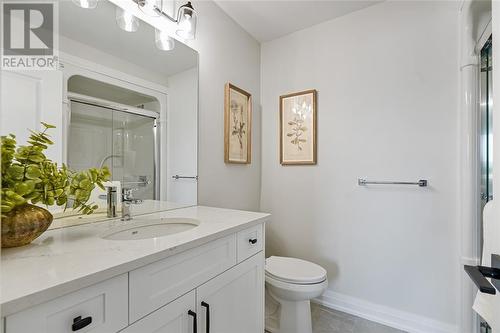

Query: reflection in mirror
left=67, top=76, right=160, bottom=201
left=0, top=0, right=198, bottom=229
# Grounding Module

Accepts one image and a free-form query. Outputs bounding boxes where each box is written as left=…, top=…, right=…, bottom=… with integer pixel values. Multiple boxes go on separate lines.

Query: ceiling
left=214, top=0, right=381, bottom=42
left=59, top=1, right=197, bottom=78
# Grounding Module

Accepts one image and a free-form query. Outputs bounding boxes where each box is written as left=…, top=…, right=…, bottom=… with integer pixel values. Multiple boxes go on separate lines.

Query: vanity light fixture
left=155, top=29, right=175, bottom=51
left=116, top=7, right=140, bottom=32
left=137, top=0, right=163, bottom=17
left=72, top=0, right=98, bottom=9
left=175, top=2, right=196, bottom=40
left=136, top=0, right=197, bottom=40
left=71, top=0, right=197, bottom=51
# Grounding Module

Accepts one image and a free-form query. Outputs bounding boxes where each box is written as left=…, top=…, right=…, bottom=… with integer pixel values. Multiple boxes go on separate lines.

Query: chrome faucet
left=121, top=188, right=143, bottom=221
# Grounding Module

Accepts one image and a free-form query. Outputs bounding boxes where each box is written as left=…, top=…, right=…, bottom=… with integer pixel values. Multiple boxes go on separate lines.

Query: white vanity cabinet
left=125, top=253, right=264, bottom=333
left=3, top=223, right=265, bottom=333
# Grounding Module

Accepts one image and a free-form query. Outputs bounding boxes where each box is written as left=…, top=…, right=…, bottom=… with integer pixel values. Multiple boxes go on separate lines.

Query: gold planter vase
left=1, top=204, right=53, bottom=248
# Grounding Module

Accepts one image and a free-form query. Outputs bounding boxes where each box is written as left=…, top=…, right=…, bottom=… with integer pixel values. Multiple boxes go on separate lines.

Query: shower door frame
left=479, top=36, right=493, bottom=259
left=60, top=55, right=171, bottom=201
left=459, top=1, right=493, bottom=332
left=67, top=92, right=161, bottom=200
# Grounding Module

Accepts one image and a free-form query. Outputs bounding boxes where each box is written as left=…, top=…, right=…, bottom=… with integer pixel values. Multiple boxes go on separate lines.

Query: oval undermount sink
left=101, top=217, right=200, bottom=240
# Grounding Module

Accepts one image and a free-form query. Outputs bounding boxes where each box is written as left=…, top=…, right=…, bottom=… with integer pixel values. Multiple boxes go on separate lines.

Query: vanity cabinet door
left=196, top=252, right=264, bottom=333
left=122, top=291, right=196, bottom=333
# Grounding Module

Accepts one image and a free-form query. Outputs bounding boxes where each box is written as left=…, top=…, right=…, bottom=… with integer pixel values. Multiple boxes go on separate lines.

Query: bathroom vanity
left=0, top=206, right=269, bottom=333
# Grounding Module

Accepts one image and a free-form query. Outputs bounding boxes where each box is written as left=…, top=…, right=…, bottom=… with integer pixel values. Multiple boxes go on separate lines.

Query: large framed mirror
left=1, top=0, right=198, bottom=228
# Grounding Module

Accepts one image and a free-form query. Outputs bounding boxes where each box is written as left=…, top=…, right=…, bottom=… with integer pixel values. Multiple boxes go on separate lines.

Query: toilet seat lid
left=265, top=256, right=327, bottom=284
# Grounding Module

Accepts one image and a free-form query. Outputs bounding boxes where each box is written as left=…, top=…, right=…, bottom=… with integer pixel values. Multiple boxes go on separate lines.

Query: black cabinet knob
left=249, top=238, right=258, bottom=245
left=72, top=316, right=92, bottom=331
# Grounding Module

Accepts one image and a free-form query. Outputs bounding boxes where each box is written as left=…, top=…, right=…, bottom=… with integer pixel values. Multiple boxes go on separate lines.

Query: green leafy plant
left=1, top=123, right=111, bottom=216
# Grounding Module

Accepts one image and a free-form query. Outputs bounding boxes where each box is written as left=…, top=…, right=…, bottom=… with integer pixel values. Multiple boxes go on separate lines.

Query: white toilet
left=265, top=256, right=328, bottom=333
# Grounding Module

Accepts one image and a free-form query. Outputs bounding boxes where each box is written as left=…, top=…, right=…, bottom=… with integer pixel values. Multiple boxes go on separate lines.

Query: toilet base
left=266, top=289, right=313, bottom=333
left=279, top=298, right=312, bottom=333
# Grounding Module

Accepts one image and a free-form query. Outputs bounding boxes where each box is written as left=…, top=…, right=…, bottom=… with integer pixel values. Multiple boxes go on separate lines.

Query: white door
left=196, top=253, right=264, bottom=333
left=122, top=290, right=196, bottom=333
left=0, top=70, right=63, bottom=163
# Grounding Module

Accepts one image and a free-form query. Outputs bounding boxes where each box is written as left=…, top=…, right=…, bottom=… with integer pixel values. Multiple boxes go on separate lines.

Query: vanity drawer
left=5, top=274, right=128, bottom=333
left=237, top=224, right=263, bottom=262
left=129, top=234, right=237, bottom=323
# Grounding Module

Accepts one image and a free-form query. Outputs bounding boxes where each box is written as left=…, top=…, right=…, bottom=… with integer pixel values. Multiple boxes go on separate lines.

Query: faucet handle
left=122, top=187, right=135, bottom=200
left=122, top=187, right=143, bottom=201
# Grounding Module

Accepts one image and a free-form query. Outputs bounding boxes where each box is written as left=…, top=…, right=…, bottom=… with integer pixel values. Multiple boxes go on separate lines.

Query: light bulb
left=155, top=29, right=175, bottom=51
left=116, top=7, right=139, bottom=32
left=72, top=0, right=98, bottom=9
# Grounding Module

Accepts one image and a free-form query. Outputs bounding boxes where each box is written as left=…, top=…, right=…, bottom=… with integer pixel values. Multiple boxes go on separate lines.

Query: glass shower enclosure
left=67, top=99, right=158, bottom=200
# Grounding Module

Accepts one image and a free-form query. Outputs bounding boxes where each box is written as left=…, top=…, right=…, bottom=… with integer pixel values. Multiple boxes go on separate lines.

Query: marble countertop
left=1, top=205, right=270, bottom=316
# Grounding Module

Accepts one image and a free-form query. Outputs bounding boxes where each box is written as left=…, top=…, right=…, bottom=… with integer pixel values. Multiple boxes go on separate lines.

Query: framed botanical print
left=280, top=89, right=317, bottom=165
left=224, top=83, right=252, bottom=164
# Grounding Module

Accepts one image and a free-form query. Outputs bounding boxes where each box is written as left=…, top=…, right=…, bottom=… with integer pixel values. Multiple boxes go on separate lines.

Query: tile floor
left=310, top=303, right=406, bottom=333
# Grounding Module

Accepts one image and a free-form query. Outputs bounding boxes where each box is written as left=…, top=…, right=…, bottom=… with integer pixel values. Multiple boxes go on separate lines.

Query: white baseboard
left=313, top=290, right=458, bottom=333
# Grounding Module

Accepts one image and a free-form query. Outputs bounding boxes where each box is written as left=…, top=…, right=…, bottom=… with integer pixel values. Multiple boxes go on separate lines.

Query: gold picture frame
left=224, top=83, right=252, bottom=164
left=280, top=89, right=317, bottom=165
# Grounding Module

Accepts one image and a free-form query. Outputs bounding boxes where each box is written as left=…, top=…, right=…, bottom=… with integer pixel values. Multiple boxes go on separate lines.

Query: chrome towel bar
left=122, top=180, right=151, bottom=186
left=358, top=178, right=428, bottom=187
left=172, top=175, right=199, bottom=180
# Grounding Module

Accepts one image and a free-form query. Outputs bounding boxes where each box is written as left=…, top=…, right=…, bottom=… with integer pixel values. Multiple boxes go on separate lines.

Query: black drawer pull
left=249, top=238, right=258, bottom=245
left=72, top=316, right=92, bottom=331
left=201, top=301, right=210, bottom=333
left=188, top=310, right=197, bottom=333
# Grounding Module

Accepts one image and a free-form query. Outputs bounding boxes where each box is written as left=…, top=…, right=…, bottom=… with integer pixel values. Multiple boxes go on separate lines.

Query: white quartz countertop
left=1, top=206, right=270, bottom=316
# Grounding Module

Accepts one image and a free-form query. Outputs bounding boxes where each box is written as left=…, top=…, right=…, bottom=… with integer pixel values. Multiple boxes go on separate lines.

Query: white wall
left=167, top=67, right=198, bottom=205
left=60, top=35, right=169, bottom=87
left=100, top=0, right=262, bottom=211
left=260, top=1, right=461, bottom=332
left=187, top=1, right=262, bottom=211
left=61, top=0, right=263, bottom=211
